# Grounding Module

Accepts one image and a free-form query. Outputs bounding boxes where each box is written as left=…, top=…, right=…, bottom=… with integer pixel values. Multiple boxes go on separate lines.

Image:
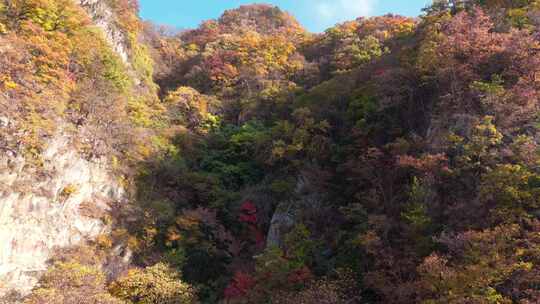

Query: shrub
left=109, top=263, right=196, bottom=304
left=24, top=262, right=123, bottom=304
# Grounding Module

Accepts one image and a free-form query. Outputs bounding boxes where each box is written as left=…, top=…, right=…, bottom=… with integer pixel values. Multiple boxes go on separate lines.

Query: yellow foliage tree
left=24, top=262, right=124, bottom=304
left=109, top=263, right=196, bottom=304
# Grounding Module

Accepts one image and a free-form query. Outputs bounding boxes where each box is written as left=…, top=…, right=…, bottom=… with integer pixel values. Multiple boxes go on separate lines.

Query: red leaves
left=239, top=213, right=258, bottom=224
left=425, top=7, right=540, bottom=130
left=204, top=50, right=240, bottom=84
left=239, top=201, right=258, bottom=224
left=239, top=200, right=266, bottom=249
left=224, top=271, right=256, bottom=299
left=240, top=201, right=257, bottom=213
left=251, top=226, right=266, bottom=249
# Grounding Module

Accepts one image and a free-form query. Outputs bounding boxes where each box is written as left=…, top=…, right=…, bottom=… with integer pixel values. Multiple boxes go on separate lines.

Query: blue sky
left=139, top=0, right=433, bottom=33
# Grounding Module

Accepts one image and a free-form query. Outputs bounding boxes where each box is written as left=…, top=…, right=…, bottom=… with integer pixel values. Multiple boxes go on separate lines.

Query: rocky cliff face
left=0, top=0, right=131, bottom=296
left=0, top=128, right=125, bottom=296
left=77, top=0, right=129, bottom=63
left=266, top=175, right=322, bottom=248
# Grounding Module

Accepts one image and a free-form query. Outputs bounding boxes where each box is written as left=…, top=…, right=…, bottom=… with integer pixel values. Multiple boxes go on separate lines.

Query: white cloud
left=314, top=0, right=376, bottom=22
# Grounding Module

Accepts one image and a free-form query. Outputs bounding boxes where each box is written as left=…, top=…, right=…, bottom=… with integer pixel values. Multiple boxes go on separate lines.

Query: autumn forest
left=1, top=0, right=540, bottom=303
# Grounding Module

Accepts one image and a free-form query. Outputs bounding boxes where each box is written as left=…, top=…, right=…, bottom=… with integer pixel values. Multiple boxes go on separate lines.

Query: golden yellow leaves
left=0, top=75, right=17, bottom=89
left=60, top=184, right=79, bottom=198
left=110, top=263, right=196, bottom=303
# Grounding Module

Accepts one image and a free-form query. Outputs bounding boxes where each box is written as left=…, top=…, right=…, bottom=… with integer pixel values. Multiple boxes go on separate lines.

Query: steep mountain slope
left=0, top=0, right=159, bottom=298
left=1, top=1, right=540, bottom=303
left=136, top=2, right=540, bottom=303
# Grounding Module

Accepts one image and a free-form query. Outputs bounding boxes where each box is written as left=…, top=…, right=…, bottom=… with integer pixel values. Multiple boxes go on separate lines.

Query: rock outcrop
left=0, top=0, right=131, bottom=296
left=266, top=175, right=323, bottom=248
left=0, top=131, right=125, bottom=296
left=77, top=0, right=129, bottom=63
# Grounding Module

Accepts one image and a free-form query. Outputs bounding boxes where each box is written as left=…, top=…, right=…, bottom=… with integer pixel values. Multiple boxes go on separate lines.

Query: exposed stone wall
left=0, top=1, right=132, bottom=296
left=0, top=131, right=125, bottom=296
left=266, top=175, right=322, bottom=248
left=77, top=0, right=130, bottom=63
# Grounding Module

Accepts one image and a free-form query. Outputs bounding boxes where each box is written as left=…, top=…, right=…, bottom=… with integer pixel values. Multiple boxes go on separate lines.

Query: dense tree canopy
left=133, top=2, right=540, bottom=303
left=4, top=1, right=540, bottom=303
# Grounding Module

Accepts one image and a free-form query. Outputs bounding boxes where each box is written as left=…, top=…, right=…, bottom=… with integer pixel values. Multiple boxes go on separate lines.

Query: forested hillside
left=1, top=0, right=540, bottom=303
